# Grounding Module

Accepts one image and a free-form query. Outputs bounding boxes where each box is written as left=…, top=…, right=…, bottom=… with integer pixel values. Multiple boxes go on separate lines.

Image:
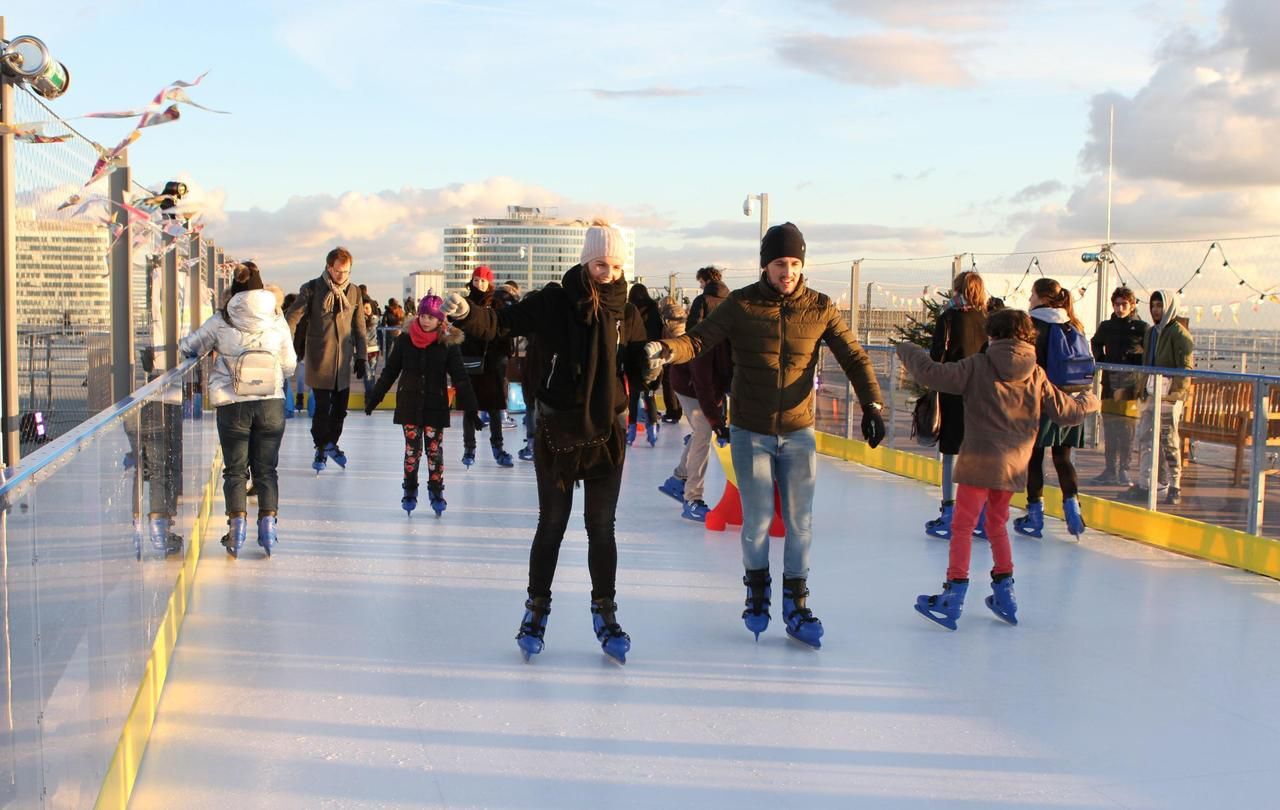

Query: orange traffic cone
left=705, top=481, right=785, bottom=538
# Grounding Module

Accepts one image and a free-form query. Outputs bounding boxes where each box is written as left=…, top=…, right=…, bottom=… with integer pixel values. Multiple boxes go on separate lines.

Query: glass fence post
left=844, top=379, right=854, bottom=440
left=1247, top=378, right=1268, bottom=535
left=1147, top=373, right=1162, bottom=513
left=887, top=351, right=898, bottom=445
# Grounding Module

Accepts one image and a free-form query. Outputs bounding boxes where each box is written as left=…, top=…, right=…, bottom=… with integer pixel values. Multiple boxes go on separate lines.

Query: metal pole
left=0, top=17, right=20, bottom=466
left=526, top=244, right=533, bottom=292
left=759, top=193, right=769, bottom=242
left=108, top=155, right=134, bottom=401
left=951, top=255, right=963, bottom=285
left=864, top=282, right=874, bottom=344
left=1147, top=375, right=1163, bottom=512
left=886, top=351, right=898, bottom=445
left=188, top=232, right=203, bottom=336
left=163, top=233, right=179, bottom=371
left=1247, top=379, right=1268, bottom=535
left=849, top=260, right=861, bottom=334
left=205, top=241, right=216, bottom=316
left=214, top=248, right=225, bottom=306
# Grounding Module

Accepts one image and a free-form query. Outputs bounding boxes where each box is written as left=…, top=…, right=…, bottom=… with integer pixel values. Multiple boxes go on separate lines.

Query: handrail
left=0, top=355, right=202, bottom=503
left=858, top=344, right=1280, bottom=386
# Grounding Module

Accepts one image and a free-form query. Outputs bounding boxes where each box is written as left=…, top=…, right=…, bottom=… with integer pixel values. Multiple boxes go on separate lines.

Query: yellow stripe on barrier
left=95, top=447, right=223, bottom=810
left=814, top=431, right=1280, bottom=581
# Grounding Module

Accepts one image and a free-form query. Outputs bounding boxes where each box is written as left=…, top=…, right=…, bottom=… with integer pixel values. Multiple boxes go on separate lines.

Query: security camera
left=743, top=196, right=753, bottom=217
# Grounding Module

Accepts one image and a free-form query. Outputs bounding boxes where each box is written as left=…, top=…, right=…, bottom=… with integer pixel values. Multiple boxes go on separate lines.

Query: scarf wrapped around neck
left=323, top=273, right=352, bottom=314
left=408, top=318, right=440, bottom=349
left=540, top=266, right=629, bottom=489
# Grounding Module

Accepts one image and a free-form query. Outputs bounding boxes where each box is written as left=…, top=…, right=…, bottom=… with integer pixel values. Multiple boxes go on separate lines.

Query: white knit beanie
left=580, top=221, right=626, bottom=266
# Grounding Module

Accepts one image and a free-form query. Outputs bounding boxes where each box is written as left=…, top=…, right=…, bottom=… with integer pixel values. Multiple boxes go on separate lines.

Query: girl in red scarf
left=365, top=295, right=479, bottom=516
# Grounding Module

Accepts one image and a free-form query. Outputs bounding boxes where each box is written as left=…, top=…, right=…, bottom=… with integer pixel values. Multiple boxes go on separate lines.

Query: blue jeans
left=730, top=426, right=817, bottom=579
left=217, top=398, right=286, bottom=516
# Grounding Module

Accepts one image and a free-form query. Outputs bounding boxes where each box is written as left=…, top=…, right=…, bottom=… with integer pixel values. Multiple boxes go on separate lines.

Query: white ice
left=129, top=413, right=1280, bottom=809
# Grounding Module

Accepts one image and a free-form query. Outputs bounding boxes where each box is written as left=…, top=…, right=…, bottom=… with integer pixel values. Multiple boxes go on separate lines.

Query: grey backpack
left=229, top=330, right=279, bottom=397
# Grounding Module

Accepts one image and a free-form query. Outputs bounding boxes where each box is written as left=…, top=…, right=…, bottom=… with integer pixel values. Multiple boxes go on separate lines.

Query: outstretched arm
left=896, top=342, right=974, bottom=395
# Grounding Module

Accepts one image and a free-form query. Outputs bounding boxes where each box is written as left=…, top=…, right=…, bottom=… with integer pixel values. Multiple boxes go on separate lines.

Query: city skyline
left=10, top=1, right=1279, bottom=306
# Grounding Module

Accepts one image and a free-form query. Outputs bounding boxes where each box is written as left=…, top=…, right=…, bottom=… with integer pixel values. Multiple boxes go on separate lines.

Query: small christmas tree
left=894, top=289, right=951, bottom=398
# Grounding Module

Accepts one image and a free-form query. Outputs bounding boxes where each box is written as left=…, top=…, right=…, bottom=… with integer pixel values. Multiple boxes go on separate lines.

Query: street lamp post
left=743, top=192, right=769, bottom=242
left=518, top=245, right=533, bottom=291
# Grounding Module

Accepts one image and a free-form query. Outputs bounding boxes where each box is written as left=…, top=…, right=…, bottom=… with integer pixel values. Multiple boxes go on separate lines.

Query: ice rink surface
left=130, top=413, right=1280, bottom=809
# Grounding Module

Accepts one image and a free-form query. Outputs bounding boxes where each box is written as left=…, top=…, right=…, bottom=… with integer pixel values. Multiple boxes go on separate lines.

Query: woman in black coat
left=456, top=266, right=514, bottom=467
left=365, top=295, right=479, bottom=516
left=444, top=222, right=649, bottom=665
left=626, top=283, right=664, bottom=446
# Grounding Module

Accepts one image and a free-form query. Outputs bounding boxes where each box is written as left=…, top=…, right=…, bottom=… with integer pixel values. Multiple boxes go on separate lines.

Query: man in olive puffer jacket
left=648, top=222, right=884, bottom=649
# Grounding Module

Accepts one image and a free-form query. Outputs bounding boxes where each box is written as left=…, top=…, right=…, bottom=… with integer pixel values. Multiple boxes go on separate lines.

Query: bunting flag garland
left=1211, top=304, right=1224, bottom=321
left=1229, top=302, right=1240, bottom=324
left=1193, top=305, right=1203, bottom=323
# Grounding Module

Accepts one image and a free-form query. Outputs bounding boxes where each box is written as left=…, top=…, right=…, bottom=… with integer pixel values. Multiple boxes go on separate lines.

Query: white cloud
left=776, top=32, right=974, bottom=87
left=806, top=0, right=1016, bottom=31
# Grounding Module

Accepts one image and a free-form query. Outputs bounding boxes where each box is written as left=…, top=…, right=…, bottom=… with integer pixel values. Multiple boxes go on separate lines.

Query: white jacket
left=179, top=290, right=298, bottom=407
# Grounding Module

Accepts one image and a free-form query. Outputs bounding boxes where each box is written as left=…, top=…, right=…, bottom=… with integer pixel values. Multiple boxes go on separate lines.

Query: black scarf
left=540, top=266, right=628, bottom=489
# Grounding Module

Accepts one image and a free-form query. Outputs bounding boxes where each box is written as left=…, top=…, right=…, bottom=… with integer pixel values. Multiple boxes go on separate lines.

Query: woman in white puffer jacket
left=180, top=263, right=297, bottom=558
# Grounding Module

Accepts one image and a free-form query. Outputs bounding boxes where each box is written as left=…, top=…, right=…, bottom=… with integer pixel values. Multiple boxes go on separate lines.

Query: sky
left=11, top=0, right=1280, bottom=313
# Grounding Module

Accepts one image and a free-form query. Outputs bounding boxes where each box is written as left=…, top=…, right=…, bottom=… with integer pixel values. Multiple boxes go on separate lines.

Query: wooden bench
left=1178, top=379, right=1280, bottom=485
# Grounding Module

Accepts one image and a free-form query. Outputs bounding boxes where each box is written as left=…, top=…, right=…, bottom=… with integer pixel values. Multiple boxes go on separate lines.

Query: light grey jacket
left=180, top=290, right=298, bottom=407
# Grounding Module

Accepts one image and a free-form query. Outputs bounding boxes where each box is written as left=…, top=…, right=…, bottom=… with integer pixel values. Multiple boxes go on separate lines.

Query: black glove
left=713, top=424, right=731, bottom=447
left=861, top=404, right=886, bottom=449
left=354, top=358, right=367, bottom=380
left=469, top=412, right=486, bottom=432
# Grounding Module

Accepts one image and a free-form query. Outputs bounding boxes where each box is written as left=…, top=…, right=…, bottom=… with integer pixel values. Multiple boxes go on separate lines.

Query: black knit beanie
left=760, top=222, right=806, bottom=268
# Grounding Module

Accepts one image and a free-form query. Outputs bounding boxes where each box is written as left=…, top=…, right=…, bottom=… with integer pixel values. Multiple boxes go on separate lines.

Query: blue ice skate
left=646, top=422, right=659, bottom=447
left=658, top=475, right=686, bottom=502
left=312, top=448, right=327, bottom=473
left=221, top=514, right=249, bottom=559
left=429, top=490, right=446, bottom=517
left=925, top=503, right=953, bottom=539
left=492, top=446, right=514, bottom=467
left=257, top=515, right=277, bottom=557
left=681, top=499, right=709, bottom=522
left=915, top=580, right=968, bottom=630
left=626, top=423, right=638, bottom=446
left=591, top=599, right=631, bottom=665
left=516, top=597, right=551, bottom=662
left=324, top=443, right=347, bottom=468
left=148, top=515, right=183, bottom=556
left=742, top=569, right=771, bottom=640
left=1063, top=496, right=1085, bottom=539
left=402, top=482, right=418, bottom=515
left=517, top=441, right=534, bottom=461
left=783, top=578, right=824, bottom=649
left=1013, top=501, right=1044, bottom=539
left=985, top=576, right=1018, bottom=625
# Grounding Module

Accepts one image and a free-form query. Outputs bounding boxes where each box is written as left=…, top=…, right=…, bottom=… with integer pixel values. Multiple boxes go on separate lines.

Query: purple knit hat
left=418, top=292, right=445, bottom=320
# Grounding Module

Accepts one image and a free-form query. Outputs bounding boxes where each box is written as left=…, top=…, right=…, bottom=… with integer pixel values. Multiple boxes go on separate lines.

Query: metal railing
left=815, top=345, right=1280, bottom=538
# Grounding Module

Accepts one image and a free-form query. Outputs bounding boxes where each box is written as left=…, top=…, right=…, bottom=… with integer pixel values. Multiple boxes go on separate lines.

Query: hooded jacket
left=897, top=338, right=1098, bottom=491
left=1135, top=289, right=1194, bottom=401
left=662, top=275, right=881, bottom=436
left=180, top=290, right=298, bottom=407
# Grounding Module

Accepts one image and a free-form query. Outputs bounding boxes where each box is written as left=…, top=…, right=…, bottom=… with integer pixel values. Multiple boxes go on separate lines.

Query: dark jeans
left=463, top=408, right=504, bottom=451
left=527, top=436, right=625, bottom=601
left=125, top=401, right=184, bottom=517
left=1102, top=412, right=1136, bottom=475
left=1027, top=445, right=1079, bottom=502
left=310, top=387, right=350, bottom=449
left=217, top=399, right=286, bottom=516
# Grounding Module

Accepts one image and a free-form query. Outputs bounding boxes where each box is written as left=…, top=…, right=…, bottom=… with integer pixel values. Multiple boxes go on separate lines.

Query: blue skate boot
left=1063, top=496, right=1085, bottom=539
left=517, top=441, right=534, bottom=461
left=646, top=422, right=659, bottom=447
left=625, top=422, right=638, bottom=446
left=428, top=489, right=446, bottom=517
left=324, top=443, right=348, bottom=468
left=257, top=514, right=277, bottom=557
left=985, top=575, right=1018, bottom=625
left=924, top=502, right=953, bottom=539
left=972, top=504, right=989, bottom=540
left=221, top=513, right=249, bottom=559
left=492, top=446, right=514, bottom=468
left=312, top=448, right=327, bottom=473
left=681, top=499, right=709, bottom=522
left=461, top=449, right=475, bottom=468
left=658, top=475, right=686, bottom=502
left=782, top=578, right=824, bottom=649
left=516, top=596, right=551, bottom=662
left=591, top=598, right=632, bottom=665
left=401, top=481, right=418, bottom=515
left=742, top=569, right=772, bottom=640
left=148, top=515, right=184, bottom=557
left=1013, top=501, right=1044, bottom=539
left=915, top=579, right=969, bottom=630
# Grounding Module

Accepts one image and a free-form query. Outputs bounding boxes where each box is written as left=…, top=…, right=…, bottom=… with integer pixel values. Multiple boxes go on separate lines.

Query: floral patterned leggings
left=402, top=425, right=444, bottom=494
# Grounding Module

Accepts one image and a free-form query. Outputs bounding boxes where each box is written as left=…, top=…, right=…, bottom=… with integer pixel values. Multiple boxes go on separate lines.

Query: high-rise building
left=14, top=210, right=111, bottom=327
left=404, top=270, right=446, bottom=304
left=442, top=206, right=636, bottom=291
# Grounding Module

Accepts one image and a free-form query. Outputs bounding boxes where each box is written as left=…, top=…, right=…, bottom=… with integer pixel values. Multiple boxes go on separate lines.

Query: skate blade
left=602, top=650, right=626, bottom=666
left=914, top=604, right=958, bottom=631
left=1012, top=526, right=1042, bottom=539
left=786, top=631, right=822, bottom=649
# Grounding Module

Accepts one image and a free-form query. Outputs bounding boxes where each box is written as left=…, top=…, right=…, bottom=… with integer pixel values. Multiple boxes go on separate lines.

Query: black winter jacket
left=1090, top=312, right=1147, bottom=399
left=367, top=331, right=479, bottom=428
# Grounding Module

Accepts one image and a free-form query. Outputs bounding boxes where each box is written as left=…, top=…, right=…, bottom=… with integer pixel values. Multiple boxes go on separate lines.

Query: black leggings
left=1027, top=445, right=1079, bottom=502
left=526, top=437, right=625, bottom=601
left=628, top=386, right=657, bottom=426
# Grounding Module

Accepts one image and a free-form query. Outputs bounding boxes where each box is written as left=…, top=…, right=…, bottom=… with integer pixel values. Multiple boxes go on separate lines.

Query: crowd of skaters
left=177, top=217, right=1194, bottom=660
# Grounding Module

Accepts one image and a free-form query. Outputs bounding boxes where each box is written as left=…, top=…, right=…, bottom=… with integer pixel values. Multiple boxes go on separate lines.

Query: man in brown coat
left=646, top=222, right=884, bottom=649
left=285, top=246, right=368, bottom=472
